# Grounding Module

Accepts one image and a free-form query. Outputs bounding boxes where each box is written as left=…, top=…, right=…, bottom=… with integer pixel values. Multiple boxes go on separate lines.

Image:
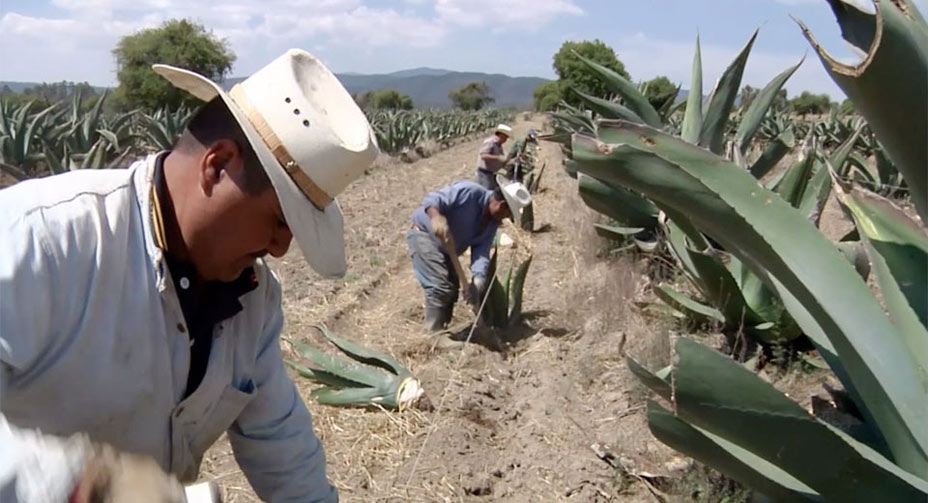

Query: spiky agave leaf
left=572, top=120, right=927, bottom=474
left=680, top=35, right=703, bottom=144
left=833, top=178, right=928, bottom=365
left=734, top=57, right=803, bottom=154
left=571, top=51, right=662, bottom=128
left=699, top=29, right=757, bottom=155
left=630, top=338, right=928, bottom=501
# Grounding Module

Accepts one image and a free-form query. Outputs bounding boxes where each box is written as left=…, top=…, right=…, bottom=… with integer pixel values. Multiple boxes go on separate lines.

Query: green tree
left=643, top=76, right=677, bottom=111
left=112, top=19, right=235, bottom=111
left=740, top=84, right=758, bottom=111
left=356, top=89, right=413, bottom=110
left=532, top=80, right=562, bottom=111
left=448, top=81, right=494, bottom=111
left=552, top=39, right=630, bottom=107
left=789, top=91, right=833, bottom=116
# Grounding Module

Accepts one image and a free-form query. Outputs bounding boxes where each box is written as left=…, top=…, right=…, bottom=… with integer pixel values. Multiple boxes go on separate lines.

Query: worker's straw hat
left=152, top=49, right=379, bottom=278
left=494, top=124, right=513, bottom=137
left=496, top=175, right=532, bottom=226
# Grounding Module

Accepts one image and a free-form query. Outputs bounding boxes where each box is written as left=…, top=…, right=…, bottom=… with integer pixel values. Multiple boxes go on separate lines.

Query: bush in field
left=356, top=89, right=414, bottom=110
left=789, top=90, right=833, bottom=116
left=643, top=76, right=677, bottom=111
left=532, top=80, right=562, bottom=112
left=448, top=82, right=494, bottom=111
left=113, top=19, right=235, bottom=111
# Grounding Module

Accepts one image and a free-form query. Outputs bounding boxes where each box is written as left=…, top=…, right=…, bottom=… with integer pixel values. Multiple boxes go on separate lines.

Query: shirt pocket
left=187, top=379, right=256, bottom=467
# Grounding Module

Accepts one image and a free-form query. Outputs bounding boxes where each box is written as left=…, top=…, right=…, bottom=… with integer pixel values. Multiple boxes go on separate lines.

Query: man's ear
left=200, top=139, right=242, bottom=196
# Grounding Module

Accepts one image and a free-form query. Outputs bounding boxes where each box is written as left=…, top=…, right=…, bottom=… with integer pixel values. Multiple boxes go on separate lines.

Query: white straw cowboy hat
left=152, top=49, right=379, bottom=278
left=495, top=124, right=513, bottom=136
left=495, top=175, right=532, bottom=226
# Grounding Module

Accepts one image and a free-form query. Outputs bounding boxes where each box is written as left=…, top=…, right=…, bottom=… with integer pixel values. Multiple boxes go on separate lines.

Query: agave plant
left=571, top=0, right=928, bottom=487
left=285, top=325, right=424, bottom=410
left=138, top=106, right=195, bottom=152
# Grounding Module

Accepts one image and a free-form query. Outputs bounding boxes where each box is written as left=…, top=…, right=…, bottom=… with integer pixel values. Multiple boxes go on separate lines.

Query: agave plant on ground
left=285, top=325, right=425, bottom=410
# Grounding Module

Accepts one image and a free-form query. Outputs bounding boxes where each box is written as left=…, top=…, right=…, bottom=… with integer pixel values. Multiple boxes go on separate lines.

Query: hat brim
left=153, top=64, right=347, bottom=278
left=495, top=174, right=523, bottom=226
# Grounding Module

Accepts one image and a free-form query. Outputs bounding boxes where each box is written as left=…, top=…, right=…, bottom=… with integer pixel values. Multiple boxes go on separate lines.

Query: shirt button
left=177, top=323, right=186, bottom=333
left=179, top=277, right=190, bottom=290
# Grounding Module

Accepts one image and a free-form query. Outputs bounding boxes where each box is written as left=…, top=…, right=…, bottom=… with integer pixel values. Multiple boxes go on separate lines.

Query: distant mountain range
left=224, top=67, right=547, bottom=108
left=3, top=67, right=546, bottom=109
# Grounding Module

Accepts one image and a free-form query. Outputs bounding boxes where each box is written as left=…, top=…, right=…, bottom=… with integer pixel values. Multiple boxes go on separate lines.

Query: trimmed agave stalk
left=482, top=247, right=532, bottom=328
left=285, top=325, right=424, bottom=410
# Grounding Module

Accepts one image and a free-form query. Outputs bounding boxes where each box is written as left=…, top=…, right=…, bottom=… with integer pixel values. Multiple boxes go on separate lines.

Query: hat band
left=229, top=85, right=333, bottom=209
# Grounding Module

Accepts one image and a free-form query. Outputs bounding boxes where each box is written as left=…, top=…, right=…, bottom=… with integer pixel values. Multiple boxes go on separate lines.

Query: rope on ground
left=401, top=265, right=499, bottom=492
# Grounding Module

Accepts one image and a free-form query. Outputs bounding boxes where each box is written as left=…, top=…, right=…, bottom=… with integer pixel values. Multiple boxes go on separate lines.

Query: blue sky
left=0, top=0, right=892, bottom=99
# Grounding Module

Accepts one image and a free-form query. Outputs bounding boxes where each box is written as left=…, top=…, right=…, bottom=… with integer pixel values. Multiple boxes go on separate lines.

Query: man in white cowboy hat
left=474, top=123, right=516, bottom=190
left=0, top=49, right=378, bottom=502
left=407, top=177, right=532, bottom=332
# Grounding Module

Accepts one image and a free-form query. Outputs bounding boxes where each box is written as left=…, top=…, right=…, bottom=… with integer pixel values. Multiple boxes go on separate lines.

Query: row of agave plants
left=366, top=108, right=513, bottom=155
left=0, top=91, right=512, bottom=180
left=0, top=92, right=196, bottom=180
left=545, top=0, right=926, bottom=500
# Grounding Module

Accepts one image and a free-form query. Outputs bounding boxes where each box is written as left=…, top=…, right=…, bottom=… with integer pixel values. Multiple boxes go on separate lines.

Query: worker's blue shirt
left=411, top=181, right=498, bottom=278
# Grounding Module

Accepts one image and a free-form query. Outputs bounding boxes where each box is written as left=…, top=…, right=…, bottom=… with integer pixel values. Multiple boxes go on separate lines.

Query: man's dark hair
left=176, top=97, right=272, bottom=194
left=491, top=187, right=504, bottom=202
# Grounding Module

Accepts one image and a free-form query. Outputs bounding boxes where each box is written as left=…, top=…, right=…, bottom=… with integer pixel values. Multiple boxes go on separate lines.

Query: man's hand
left=430, top=214, right=450, bottom=242
left=72, top=443, right=187, bottom=503
left=466, top=275, right=488, bottom=306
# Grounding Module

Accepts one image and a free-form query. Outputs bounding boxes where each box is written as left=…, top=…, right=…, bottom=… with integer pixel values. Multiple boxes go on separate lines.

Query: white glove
left=0, top=415, right=186, bottom=503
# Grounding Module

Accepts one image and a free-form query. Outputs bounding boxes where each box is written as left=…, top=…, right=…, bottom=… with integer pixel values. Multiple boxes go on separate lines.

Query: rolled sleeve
left=421, top=187, right=450, bottom=215
left=228, top=279, right=336, bottom=503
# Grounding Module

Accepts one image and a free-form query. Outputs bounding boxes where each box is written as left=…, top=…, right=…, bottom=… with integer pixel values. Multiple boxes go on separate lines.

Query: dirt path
left=202, top=116, right=678, bottom=502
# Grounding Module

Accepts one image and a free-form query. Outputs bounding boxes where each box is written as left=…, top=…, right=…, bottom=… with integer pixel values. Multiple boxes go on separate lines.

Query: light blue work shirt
left=410, top=181, right=498, bottom=278
left=0, top=155, right=336, bottom=502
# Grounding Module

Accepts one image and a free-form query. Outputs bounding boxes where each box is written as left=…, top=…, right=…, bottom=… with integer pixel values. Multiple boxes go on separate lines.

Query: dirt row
left=202, top=116, right=684, bottom=502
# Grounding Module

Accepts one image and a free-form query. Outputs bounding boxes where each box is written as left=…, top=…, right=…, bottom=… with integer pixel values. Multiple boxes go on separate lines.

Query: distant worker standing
left=504, top=128, right=538, bottom=183
left=408, top=178, right=532, bottom=332
left=475, top=124, right=515, bottom=190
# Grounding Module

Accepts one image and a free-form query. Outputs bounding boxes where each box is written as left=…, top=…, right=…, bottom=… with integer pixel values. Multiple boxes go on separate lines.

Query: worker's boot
left=424, top=307, right=446, bottom=333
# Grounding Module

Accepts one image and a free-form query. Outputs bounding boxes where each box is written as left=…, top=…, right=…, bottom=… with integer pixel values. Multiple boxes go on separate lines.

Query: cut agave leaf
left=749, top=127, right=795, bottom=179
left=797, top=0, right=928, bottom=221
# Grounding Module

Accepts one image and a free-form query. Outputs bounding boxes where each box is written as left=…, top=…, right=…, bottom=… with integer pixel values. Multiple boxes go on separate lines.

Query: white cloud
left=0, top=0, right=450, bottom=83
left=0, top=0, right=582, bottom=84
left=436, top=0, right=583, bottom=30
left=611, top=32, right=848, bottom=99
